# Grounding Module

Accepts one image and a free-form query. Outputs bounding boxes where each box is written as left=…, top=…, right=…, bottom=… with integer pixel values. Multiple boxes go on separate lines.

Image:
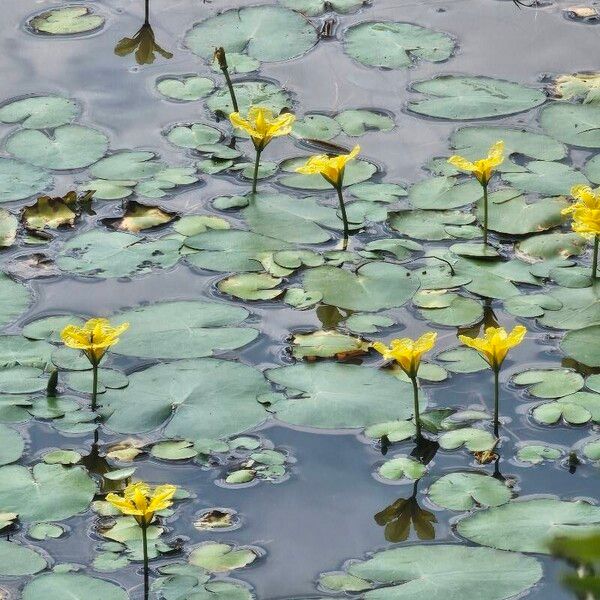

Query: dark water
left=1, top=0, right=599, bottom=598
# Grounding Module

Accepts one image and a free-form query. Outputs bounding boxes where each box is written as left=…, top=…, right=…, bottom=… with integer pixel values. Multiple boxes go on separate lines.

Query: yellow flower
left=295, top=145, right=360, bottom=188
left=372, top=332, right=437, bottom=378
left=459, top=326, right=526, bottom=371
left=229, top=106, right=295, bottom=150
left=60, top=318, right=129, bottom=365
left=106, top=482, right=177, bottom=527
left=562, top=186, right=600, bottom=238
left=448, top=140, right=504, bottom=186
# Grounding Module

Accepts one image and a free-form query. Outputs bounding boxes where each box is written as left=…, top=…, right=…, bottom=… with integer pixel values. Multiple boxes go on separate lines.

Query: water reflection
left=114, top=0, right=172, bottom=65
left=374, top=479, right=437, bottom=542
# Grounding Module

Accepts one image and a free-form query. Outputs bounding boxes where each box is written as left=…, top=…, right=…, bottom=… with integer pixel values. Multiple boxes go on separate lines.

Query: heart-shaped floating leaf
left=29, top=6, right=105, bottom=35
left=562, top=325, right=600, bottom=366
left=291, top=330, right=369, bottom=359
left=293, top=114, right=341, bottom=141
left=185, top=5, right=317, bottom=63
left=428, top=472, right=511, bottom=510
left=541, top=102, right=600, bottom=148
left=104, top=358, right=271, bottom=440
left=389, top=209, right=476, bottom=240
left=346, top=545, right=542, bottom=600
left=409, top=176, right=482, bottom=210
left=513, top=368, right=584, bottom=398
left=218, top=272, right=282, bottom=301
left=91, top=151, right=164, bottom=180
left=156, top=75, right=214, bottom=101
left=516, top=444, right=562, bottom=464
left=344, top=21, right=455, bottom=69
left=303, top=262, right=419, bottom=311
left=0, top=424, right=25, bottom=466
left=206, top=80, right=292, bottom=115
left=105, top=201, right=175, bottom=232
left=335, top=110, right=395, bottom=136
left=457, top=498, right=600, bottom=553
left=0, top=96, right=79, bottom=129
left=0, top=463, right=96, bottom=522
left=501, top=161, right=587, bottom=196
left=265, top=362, right=418, bottom=428
left=0, top=540, right=47, bottom=576
left=189, top=542, right=258, bottom=572
left=22, top=573, right=128, bottom=600
left=439, top=427, right=496, bottom=451
left=378, top=456, right=426, bottom=481
left=0, top=158, right=52, bottom=202
left=5, top=125, right=108, bottom=170
left=408, top=76, right=546, bottom=120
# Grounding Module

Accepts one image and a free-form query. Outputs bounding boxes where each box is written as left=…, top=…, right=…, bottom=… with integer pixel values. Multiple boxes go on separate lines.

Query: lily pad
left=513, top=368, right=584, bottom=398
left=293, top=114, right=341, bottom=141
left=189, top=542, right=257, bottom=572
left=439, top=428, right=496, bottom=452
left=0, top=96, right=79, bottom=129
left=539, top=285, right=600, bottom=330
left=502, top=161, right=587, bottom=196
left=428, top=472, right=511, bottom=510
left=335, top=110, right=395, bottom=136
left=29, top=6, right=104, bottom=35
left=265, top=362, right=417, bottom=428
left=303, top=262, right=419, bottom=311
left=5, top=125, right=108, bottom=170
left=157, top=75, right=215, bottom=101
left=185, top=5, right=317, bottom=63
left=389, top=209, right=475, bottom=240
left=408, top=76, right=546, bottom=120
left=517, top=445, right=562, bottom=464
left=541, top=102, right=600, bottom=148
left=409, top=176, right=481, bottom=210
left=0, top=540, right=47, bottom=576
left=167, top=123, right=222, bottom=149
left=206, top=80, right=292, bottom=115
left=57, top=230, right=181, bottom=278
left=457, top=498, right=600, bottom=553
left=104, top=359, right=270, bottom=441
left=0, top=158, right=52, bottom=202
left=0, top=274, right=32, bottom=327
left=91, top=151, right=163, bottom=180
left=347, top=545, right=542, bottom=600
left=22, top=573, right=128, bottom=600
left=291, top=330, right=369, bottom=359
left=378, top=456, right=426, bottom=481
left=562, top=325, right=600, bottom=366
left=0, top=463, right=96, bottom=522
left=344, top=21, right=455, bottom=69
left=0, top=424, right=25, bottom=465
left=219, top=273, right=282, bottom=301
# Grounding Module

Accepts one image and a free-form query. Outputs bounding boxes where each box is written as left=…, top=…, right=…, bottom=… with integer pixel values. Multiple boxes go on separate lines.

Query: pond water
left=0, top=0, right=599, bottom=599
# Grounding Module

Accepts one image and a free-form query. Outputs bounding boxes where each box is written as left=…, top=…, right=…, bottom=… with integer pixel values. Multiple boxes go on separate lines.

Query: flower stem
left=592, top=234, right=599, bottom=279
left=482, top=183, right=489, bottom=247
left=493, top=368, right=500, bottom=438
left=142, top=523, right=149, bottom=600
left=411, top=376, right=422, bottom=441
left=336, top=185, right=349, bottom=251
left=144, top=0, right=149, bottom=23
left=222, top=67, right=238, bottom=113
left=252, top=148, right=262, bottom=195
left=91, top=362, right=99, bottom=413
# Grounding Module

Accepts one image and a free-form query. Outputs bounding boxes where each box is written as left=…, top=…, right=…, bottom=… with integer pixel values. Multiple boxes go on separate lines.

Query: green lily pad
left=504, top=293, right=563, bottom=318
left=516, top=445, right=562, bottom=464
left=428, top=472, right=511, bottom=510
left=541, top=102, right=600, bottom=148
left=409, top=176, right=482, bottom=210
left=0, top=158, right=52, bottom=202
left=265, top=362, right=417, bottom=429
left=225, top=469, right=255, bottom=484
left=418, top=293, right=484, bottom=326
left=378, top=456, right=426, bottom=481
left=109, top=300, right=258, bottom=359
left=562, top=325, right=600, bottom=366
left=185, top=5, right=317, bottom=63
left=0, top=463, right=96, bottom=522
left=5, top=125, right=108, bottom=170
left=57, top=230, right=181, bottom=278
left=91, top=151, right=163, bottom=180
left=364, top=420, right=416, bottom=443
left=517, top=232, right=587, bottom=260
left=80, top=179, right=135, bottom=200
left=320, top=572, right=373, bottom=592
left=0, top=424, right=24, bottom=465
left=291, top=330, right=369, bottom=359
left=293, top=114, right=341, bottom=141
left=439, top=427, right=496, bottom=452
left=0, top=95, right=79, bottom=129
left=344, top=21, right=455, bottom=69
left=185, top=229, right=292, bottom=272
left=0, top=335, right=53, bottom=369
left=513, top=368, right=584, bottom=398
left=303, top=262, right=419, bottom=311
left=347, top=545, right=542, bottom=600
left=219, top=272, right=282, bottom=301
left=345, top=313, right=395, bottom=334
left=389, top=209, right=475, bottom=240
left=450, top=126, right=567, bottom=163
left=151, top=440, right=197, bottom=461
left=42, top=449, right=82, bottom=465
left=583, top=440, right=600, bottom=461
left=22, top=573, right=128, bottom=600
left=104, top=359, right=270, bottom=441
left=157, top=75, right=214, bottom=101
left=279, top=0, right=363, bottom=15
left=539, top=285, right=600, bottom=330
left=211, top=52, right=260, bottom=74
left=457, top=498, right=600, bottom=553
left=189, top=542, right=258, bottom=572
left=206, top=80, right=292, bottom=115
left=502, top=161, right=587, bottom=196
left=166, top=123, right=222, bottom=149
left=29, top=6, right=104, bottom=35
left=63, top=368, right=128, bottom=394
left=335, top=110, right=395, bottom=136
left=0, top=366, right=47, bottom=393
left=408, top=76, right=546, bottom=120
left=28, top=522, right=65, bottom=540
left=0, top=540, right=47, bottom=576
left=349, top=182, right=407, bottom=202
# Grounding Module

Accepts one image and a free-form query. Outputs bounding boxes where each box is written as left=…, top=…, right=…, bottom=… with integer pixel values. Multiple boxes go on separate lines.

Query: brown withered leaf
left=22, top=191, right=92, bottom=230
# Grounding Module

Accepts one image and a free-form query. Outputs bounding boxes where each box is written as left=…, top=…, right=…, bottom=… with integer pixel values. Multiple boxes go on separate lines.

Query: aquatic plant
left=229, top=106, right=296, bottom=194
left=562, top=184, right=600, bottom=278
left=60, top=318, right=129, bottom=411
left=106, top=481, right=176, bottom=600
left=459, top=326, right=526, bottom=436
left=372, top=332, right=437, bottom=441
left=448, top=140, right=504, bottom=247
left=296, top=145, right=360, bottom=250
left=214, top=47, right=239, bottom=112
